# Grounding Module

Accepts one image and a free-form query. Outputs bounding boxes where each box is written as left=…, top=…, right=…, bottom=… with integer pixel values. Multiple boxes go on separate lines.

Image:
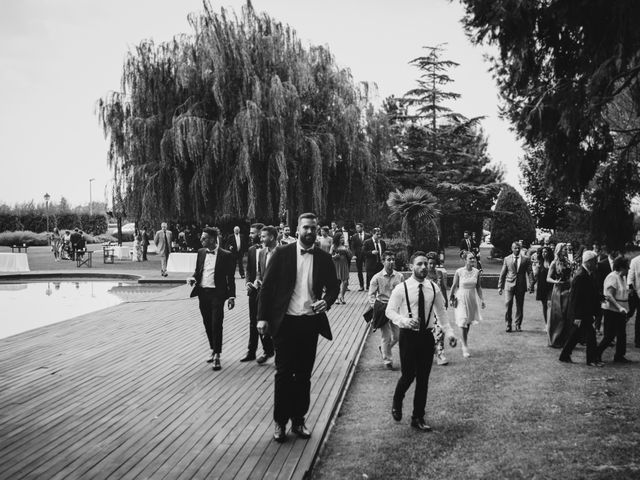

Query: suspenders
left=403, top=280, right=436, bottom=328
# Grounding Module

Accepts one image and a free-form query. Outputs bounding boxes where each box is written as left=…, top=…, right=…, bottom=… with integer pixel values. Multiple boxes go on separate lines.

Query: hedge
left=0, top=213, right=108, bottom=235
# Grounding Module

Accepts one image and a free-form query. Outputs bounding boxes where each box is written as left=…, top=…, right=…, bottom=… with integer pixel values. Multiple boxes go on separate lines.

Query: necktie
left=163, top=231, right=169, bottom=258
left=418, top=284, right=426, bottom=333
left=301, top=248, right=315, bottom=255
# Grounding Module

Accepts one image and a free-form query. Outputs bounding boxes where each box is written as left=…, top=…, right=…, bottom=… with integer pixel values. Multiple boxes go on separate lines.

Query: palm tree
left=387, top=187, right=440, bottom=255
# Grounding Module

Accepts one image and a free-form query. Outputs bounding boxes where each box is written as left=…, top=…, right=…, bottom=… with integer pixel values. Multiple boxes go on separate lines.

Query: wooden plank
left=0, top=273, right=370, bottom=480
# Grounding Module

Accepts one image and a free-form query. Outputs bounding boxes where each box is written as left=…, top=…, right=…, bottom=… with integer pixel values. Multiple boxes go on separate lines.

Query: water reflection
left=0, top=281, right=170, bottom=340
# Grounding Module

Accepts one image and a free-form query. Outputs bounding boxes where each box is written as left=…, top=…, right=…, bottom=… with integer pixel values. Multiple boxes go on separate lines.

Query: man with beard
left=350, top=223, right=370, bottom=291
left=386, top=251, right=458, bottom=431
left=257, top=213, right=339, bottom=443
left=241, top=222, right=274, bottom=363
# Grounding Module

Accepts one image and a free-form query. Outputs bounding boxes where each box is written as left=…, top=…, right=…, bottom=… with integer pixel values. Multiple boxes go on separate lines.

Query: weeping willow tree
left=97, top=1, right=388, bottom=226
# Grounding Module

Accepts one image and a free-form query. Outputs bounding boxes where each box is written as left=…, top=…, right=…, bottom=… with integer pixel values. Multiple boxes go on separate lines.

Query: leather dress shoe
left=292, top=423, right=312, bottom=439
left=614, top=357, right=632, bottom=363
left=205, top=352, right=214, bottom=363
left=240, top=353, right=256, bottom=362
left=391, top=406, right=402, bottom=422
left=410, top=417, right=433, bottom=432
left=273, top=423, right=287, bottom=443
left=212, top=357, right=221, bottom=371
left=559, top=356, right=573, bottom=363
left=505, top=326, right=512, bottom=333
left=256, top=352, right=274, bottom=364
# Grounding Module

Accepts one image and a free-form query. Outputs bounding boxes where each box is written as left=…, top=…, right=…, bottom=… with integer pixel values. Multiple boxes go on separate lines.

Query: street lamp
left=89, top=178, right=95, bottom=216
left=44, top=192, right=51, bottom=233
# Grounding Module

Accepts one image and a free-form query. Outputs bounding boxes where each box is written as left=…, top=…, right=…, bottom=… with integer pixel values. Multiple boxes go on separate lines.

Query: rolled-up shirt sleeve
left=386, top=283, right=408, bottom=328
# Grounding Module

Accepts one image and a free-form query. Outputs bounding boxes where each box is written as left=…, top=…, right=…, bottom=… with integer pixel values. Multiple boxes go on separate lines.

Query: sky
left=0, top=0, right=524, bottom=208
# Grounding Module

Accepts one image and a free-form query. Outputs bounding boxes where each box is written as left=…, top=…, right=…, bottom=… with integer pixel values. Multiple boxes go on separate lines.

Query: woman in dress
left=596, top=256, right=631, bottom=363
left=316, top=226, right=333, bottom=253
left=50, top=228, right=62, bottom=262
left=546, top=243, right=572, bottom=347
left=426, top=251, right=449, bottom=365
left=536, top=246, right=554, bottom=327
left=449, top=252, right=485, bottom=358
left=133, top=228, right=143, bottom=262
left=330, top=233, right=351, bottom=304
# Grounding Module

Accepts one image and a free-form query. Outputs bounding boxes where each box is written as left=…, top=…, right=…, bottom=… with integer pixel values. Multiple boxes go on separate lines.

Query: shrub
left=0, top=231, right=49, bottom=247
left=490, top=184, right=536, bottom=257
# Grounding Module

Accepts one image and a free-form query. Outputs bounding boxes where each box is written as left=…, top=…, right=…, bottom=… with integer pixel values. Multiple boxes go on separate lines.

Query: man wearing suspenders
left=386, top=251, right=458, bottom=431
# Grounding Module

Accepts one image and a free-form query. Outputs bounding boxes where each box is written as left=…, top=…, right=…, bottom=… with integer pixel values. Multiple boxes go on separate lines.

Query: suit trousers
left=160, top=254, right=168, bottom=273
left=504, top=285, right=526, bottom=327
left=560, top=318, right=597, bottom=363
left=233, top=252, right=245, bottom=277
left=355, top=253, right=365, bottom=288
left=273, top=315, right=319, bottom=426
left=393, top=328, right=435, bottom=419
left=596, top=310, right=627, bottom=361
left=630, top=291, right=640, bottom=347
left=197, top=288, right=226, bottom=353
left=247, top=291, right=274, bottom=355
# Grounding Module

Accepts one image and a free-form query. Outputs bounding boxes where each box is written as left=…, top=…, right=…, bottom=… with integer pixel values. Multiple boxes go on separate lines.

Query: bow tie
left=206, top=249, right=216, bottom=254
left=300, top=248, right=315, bottom=255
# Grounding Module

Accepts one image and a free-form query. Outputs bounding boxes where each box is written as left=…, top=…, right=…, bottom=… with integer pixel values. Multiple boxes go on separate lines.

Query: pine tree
left=491, top=185, right=536, bottom=256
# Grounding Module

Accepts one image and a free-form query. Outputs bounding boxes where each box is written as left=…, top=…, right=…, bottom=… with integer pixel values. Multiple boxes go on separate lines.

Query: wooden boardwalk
left=0, top=274, right=370, bottom=480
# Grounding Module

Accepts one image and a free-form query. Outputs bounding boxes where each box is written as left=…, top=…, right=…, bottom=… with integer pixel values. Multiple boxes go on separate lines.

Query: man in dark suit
left=498, top=241, right=534, bottom=332
left=559, top=251, right=603, bottom=366
left=459, top=230, right=472, bottom=254
left=141, top=226, right=150, bottom=261
left=187, top=227, right=236, bottom=371
left=363, top=228, right=386, bottom=290
left=241, top=222, right=275, bottom=364
left=257, top=212, right=339, bottom=443
left=594, top=248, right=615, bottom=333
left=226, top=226, right=247, bottom=279
left=350, top=223, right=370, bottom=291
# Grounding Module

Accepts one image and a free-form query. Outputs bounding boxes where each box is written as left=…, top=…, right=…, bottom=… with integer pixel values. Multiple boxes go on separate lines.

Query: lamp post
left=44, top=192, right=51, bottom=234
left=89, top=178, right=95, bottom=216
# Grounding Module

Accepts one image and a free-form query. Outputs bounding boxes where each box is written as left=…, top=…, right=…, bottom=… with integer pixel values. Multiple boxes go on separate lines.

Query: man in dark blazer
left=187, top=227, right=236, bottom=371
left=559, top=251, right=602, bottom=366
left=241, top=222, right=274, bottom=364
left=350, top=223, right=370, bottom=291
left=363, top=228, right=386, bottom=290
left=459, top=231, right=472, bottom=254
left=257, top=213, right=339, bottom=443
left=226, top=226, right=247, bottom=279
left=498, top=241, right=534, bottom=332
left=594, top=248, right=615, bottom=332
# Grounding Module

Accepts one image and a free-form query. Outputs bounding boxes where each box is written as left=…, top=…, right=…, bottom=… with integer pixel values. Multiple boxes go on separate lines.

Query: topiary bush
left=490, top=184, right=536, bottom=257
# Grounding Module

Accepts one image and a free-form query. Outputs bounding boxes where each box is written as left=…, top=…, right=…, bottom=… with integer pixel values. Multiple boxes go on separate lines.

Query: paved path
left=0, top=274, right=369, bottom=480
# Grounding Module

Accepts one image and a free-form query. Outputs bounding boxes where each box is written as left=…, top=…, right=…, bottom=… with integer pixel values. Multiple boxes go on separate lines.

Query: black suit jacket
left=459, top=237, right=472, bottom=252
left=189, top=248, right=236, bottom=299
left=596, top=258, right=612, bottom=290
left=567, top=266, right=600, bottom=323
left=226, top=233, right=247, bottom=255
left=257, top=242, right=339, bottom=340
left=350, top=232, right=371, bottom=256
left=363, top=238, right=386, bottom=272
left=246, top=244, right=261, bottom=284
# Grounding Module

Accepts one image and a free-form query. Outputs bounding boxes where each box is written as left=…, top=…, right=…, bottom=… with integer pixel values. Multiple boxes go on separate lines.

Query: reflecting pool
left=0, top=281, right=171, bottom=339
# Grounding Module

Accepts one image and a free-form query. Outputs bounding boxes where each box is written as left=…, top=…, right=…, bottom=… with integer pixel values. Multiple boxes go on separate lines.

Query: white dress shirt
left=235, top=234, right=241, bottom=250
left=286, top=242, right=316, bottom=316
left=628, top=255, right=640, bottom=291
left=385, top=276, right=453, bottom=335
left=200, top=248, right=217, bottom=288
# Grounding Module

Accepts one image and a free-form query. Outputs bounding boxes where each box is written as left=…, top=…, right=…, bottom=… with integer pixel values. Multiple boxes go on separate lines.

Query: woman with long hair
left=536, top=246, right=554, bottom=327
left=547, top=243, right=572, bottom=347
left=51, top=228, right=62, bottom=262
left=330, top=233, right=351, bottom=304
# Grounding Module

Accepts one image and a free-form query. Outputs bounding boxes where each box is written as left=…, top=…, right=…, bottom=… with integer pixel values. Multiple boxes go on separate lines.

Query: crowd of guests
left=497, top=238, right=638, bottom=367
left=49, top=227, right=87, bottom=261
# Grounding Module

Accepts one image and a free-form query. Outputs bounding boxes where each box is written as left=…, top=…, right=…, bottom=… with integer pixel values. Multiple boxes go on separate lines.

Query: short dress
left=453, top=267, right=482, bottom=328
left=331, top=246, right=351, bottom=282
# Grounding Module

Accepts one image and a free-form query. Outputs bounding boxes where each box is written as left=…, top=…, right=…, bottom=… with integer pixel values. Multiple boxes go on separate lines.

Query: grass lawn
left=311, top=291, right=640, bottom=480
